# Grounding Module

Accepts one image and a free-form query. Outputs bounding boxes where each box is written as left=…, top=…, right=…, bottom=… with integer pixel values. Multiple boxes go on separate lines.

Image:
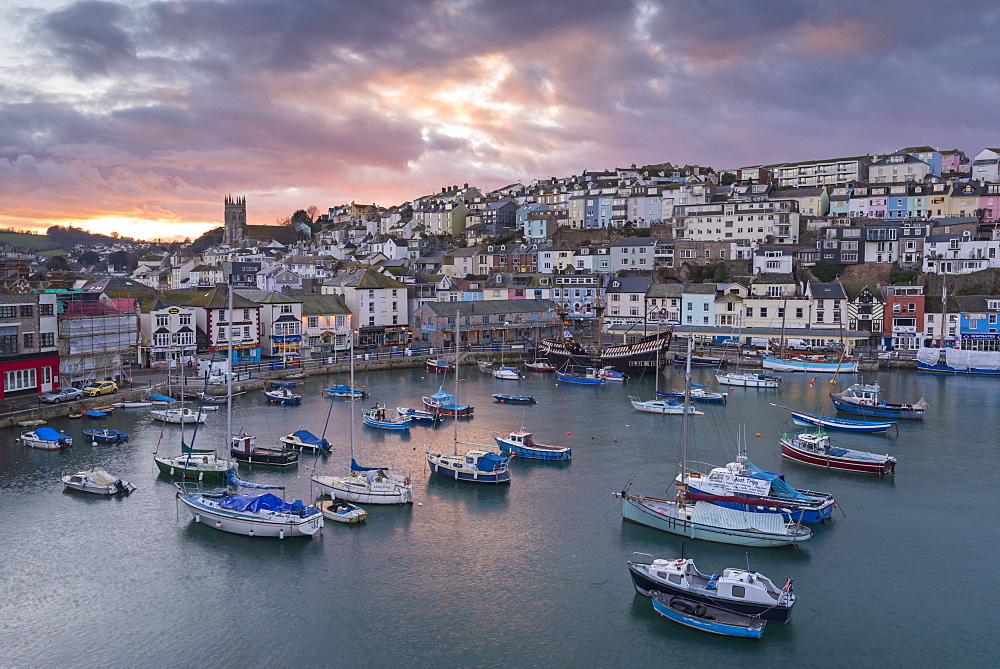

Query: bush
left=811, top=262, right=845, bottom=282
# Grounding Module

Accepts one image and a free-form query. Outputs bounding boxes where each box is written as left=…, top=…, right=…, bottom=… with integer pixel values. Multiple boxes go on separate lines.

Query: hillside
left=0, top=231, right=62, bottom=251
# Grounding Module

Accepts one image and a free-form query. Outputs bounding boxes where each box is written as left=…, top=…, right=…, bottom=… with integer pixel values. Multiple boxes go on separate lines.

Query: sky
left=1, top=0, right=998, bottom=242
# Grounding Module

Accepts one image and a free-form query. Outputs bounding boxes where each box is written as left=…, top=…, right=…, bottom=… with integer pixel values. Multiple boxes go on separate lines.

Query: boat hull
left=492, top=394, right=536, bottom=404
left=763, top=357, right=858, bottom=373
left=154, top=458, right=231, bottom=481
left=651, top=594, right=765, bottom=638
left=788, top=409, right=894, bottom=433
left=426, top=455, right=511, bottom=484
left=673, top=354, right=724, bottom=367
left=830, top=395, right=925, bottom=419
left=82, top=429, right=129, bottom=444
left=626, top=564, right=792, bottom=623
left=617, top=494, right=807, bottom=547
left=494, top=436, right=570, bottom=461
left=780, top=439, right=895, bottom=475
left=312, top=475, right=413, bottom=504
left=683, top=489, right=832, bottom=523
left=179, top=495, right=322, bottom=537
left=231, top=450, right=299, bottom=467
left=555, top=371, right=604, bottom=385
left=715, top=373, right=780, bottom=389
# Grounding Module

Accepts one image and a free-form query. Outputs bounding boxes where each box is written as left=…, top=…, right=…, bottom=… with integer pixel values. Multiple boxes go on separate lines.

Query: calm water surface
left=1, top=365, right=997, bottom=667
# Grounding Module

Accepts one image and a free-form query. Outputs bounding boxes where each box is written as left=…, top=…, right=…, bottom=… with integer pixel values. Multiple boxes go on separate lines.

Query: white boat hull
left=629, top=398, right=703, bottom=415
left=715, top=373, right=780, bottom=389
left=178, top=495, right=323, bottom=537
left=617, top=493, right=809, bottom=548
left=312, top=475, right=413, bottom=504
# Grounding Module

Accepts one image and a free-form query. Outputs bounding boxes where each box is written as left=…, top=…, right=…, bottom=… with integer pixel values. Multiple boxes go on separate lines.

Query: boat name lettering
left=730, top=476, right=772, bottom=496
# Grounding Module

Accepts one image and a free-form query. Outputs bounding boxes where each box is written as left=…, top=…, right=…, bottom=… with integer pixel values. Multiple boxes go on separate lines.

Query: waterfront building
left=0, top=293, right=60, bottom=399
left=411, top=299, right=559, bottom=348
left=298, top=294, right=352, bottom=359
left=881, top=285, right=925, bottom=351
left=322, top=269, right=408, bottom=348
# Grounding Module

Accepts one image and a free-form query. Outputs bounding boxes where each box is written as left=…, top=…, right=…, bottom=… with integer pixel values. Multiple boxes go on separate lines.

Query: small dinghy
left=264, top=388, right=302, bottom=404
left=395, top=407, right=441, bottom=424
left=317, top=499, right=367, bottom=524
left=492, top=393, right=536, bottom=404
left=62, top=468, right=136, bottom=496
left=651, top=591, right=765, bottom=638
left=83, top=409, right=109, bottom=419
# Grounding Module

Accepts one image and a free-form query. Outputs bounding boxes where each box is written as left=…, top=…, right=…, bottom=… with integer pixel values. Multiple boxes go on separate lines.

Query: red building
left=0, top=293, right=60, bottom=400
left=882, top=285, right=925, bottom=351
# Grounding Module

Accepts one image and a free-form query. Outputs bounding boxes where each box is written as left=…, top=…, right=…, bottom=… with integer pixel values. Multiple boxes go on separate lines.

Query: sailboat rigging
left=312, top=333, right=414, bottom=504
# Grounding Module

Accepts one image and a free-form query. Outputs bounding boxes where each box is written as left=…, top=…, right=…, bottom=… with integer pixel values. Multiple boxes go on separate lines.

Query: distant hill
left=0, top=227, right=140, bottom=254
left=0, top=231, right=63, bottom=251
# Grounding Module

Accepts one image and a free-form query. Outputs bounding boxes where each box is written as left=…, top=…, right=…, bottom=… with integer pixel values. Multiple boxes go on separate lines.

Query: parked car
left=39, top=387, right=84, bottom=403
left=82, top=381, right=118, bottom=397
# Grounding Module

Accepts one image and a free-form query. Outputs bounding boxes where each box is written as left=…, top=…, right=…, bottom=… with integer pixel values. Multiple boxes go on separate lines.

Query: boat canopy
left=34, top=427, right=66, bottom=441
left=743, top=461, right=810, bottom=502
left=690, top=500, right=793, bottom=535
left=477, top=452, right=507, bottom=472
left=217, top=493, right=310, bottom=514
left=350, top=458, right=388, bottom=472
left=289, top=430, right=331, bottom=450
left=225, top=472, right=284, bottom=490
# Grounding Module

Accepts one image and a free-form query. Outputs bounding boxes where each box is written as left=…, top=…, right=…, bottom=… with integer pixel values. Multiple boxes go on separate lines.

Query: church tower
left=223, top=195, right=246, bottom=246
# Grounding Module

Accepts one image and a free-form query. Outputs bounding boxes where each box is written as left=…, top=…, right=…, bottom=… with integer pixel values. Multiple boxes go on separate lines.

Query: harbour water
left=2, top=364, right=997, bottom=666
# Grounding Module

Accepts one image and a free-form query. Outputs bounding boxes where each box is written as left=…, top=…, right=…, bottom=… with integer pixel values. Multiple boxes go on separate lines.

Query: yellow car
left=82, top=381, right=118, bottom=397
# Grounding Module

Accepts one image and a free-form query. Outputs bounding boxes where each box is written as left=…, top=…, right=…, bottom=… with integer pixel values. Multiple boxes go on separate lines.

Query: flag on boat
left=807, top=377, right=817, bottom=387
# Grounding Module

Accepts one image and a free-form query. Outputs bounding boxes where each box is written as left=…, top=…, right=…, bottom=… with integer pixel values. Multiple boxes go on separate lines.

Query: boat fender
left=694, top=604, right=706, bottom=617
left=671, top=598, right=699, bottom=616
left=403, top=477, right=411, bottom=486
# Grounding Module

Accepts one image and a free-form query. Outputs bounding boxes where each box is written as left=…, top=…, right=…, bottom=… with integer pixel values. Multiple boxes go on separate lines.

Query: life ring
left=674, top=559, right=685, bottom=566
left=403, top=477, right=411, bottom=486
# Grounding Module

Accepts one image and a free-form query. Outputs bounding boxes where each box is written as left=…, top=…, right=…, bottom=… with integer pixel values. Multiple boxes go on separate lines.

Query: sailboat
left=312, top=335, right=414, bottom=504
left=762, top=297, right=857, bottom=373
left=629, top=331, right=703, bottom=415
left=425, top=313, right=513, bottom=484
left=493, top=341, right=521, bottom=380
left=154, top=285, right=237, bottom=481
left=715, top=330, right=782, bottom=388
left=614, top=338, right=812, bottom=547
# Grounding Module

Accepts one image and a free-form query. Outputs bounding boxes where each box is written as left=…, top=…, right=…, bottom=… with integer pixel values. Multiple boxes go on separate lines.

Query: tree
left=290, top=209, right=313, bottom=226
left=78, top=250, right=101, bottom=267
left=811, top=261, right=845, bottom=282
left=45, top=255, right=69, bottom=271
left=107, top=250, right=131, bottom=272
left=720, top=172, right=736, bottom=185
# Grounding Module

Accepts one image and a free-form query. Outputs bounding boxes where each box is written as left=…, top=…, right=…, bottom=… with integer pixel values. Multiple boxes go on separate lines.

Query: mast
left=678, top=336, right=693, bottom=506
left=226, top=274, right=234, bottom=451
left=453, top=310, right=460, bottom=454
left=349, top=330, right=356, bottom=465
left=778, top=295, right=788, bottom=358
left=940, top=274, right=948, bottom=347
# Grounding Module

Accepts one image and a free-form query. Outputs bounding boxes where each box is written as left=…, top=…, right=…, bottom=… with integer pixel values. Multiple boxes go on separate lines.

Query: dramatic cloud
left=0, top=0, right=997, bottom=240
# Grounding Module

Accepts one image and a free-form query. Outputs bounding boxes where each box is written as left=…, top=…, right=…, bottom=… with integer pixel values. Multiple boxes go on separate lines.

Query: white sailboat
left=614, top=339, right=812, bottom=547
left=493, top=340, right=521, bottom=380
left=629, top=330, right=703, bottom=415
left=426, top=313, right=512, bottom=484
left=312, top=334, right=413, bottom=504
left=715, top=329, right=782, bottom=389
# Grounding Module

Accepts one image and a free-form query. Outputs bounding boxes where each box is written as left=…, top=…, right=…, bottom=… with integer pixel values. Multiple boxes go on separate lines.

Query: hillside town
left=4, top=145, right=1000, bottom=399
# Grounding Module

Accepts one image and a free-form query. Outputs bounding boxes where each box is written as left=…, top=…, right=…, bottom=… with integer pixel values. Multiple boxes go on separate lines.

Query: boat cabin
left=646, top=559, right=788, bottom=606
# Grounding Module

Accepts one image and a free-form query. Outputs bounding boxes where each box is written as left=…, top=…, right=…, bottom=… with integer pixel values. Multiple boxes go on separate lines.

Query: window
left=731, top=585, right=746, bottom=598
left=243, top=309, right=251, bottom=320
left=760, top=308, right=768, bottom=318
left=156, top=315, right=169, bottom=327
left=19, top=305, right=32, bottom=317
left=307, top=316, right=318, bottom=328
left=40, top=332, right=54, bottom=347
left=40, top=303, right=54, bottom=316
left=4, top=367, right=35, bottom=392
left=0, top=306, right=16, bottom=318
left=180, top=314, right=191, bottom=326
left=280, top=305, right=293, bottom=314
left=23, top=333, right=33, bottom=348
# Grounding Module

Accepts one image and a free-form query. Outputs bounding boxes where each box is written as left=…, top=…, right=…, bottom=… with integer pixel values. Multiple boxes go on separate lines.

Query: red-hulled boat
left=426, top=358, right=454, bottom=373
left=780, top=431, right=896, bottom=475
left=525, top=360, right=556, bottom=372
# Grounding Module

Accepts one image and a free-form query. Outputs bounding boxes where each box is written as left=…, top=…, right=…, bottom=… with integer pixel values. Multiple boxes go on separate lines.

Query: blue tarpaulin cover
left=34, top=427, right=66, bottom=441
left=148, top=394, right=174, bottom=402
left=289, top=430, right=330, bottom=450
left=351, top=459, right=388, bottom=472
left=745, top=460, right=810, bottom=501
left=218, top=493, right=286, bottom=512
left=477, top=452, right=506, bottom=472
left=225, top=472, right=284, bottom=490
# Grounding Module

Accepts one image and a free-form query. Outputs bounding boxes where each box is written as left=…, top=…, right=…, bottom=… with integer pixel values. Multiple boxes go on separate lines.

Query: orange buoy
left=566, top=431, right=572, bottom=435
left=755, top=433, right=762, bottom=438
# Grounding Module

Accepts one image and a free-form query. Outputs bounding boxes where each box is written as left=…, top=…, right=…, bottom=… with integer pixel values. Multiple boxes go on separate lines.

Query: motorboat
left=524, top=360, right=556, bottom=372
left=177, top=491, right=323, bottom=538
left=651, top=592, right=766, bottom=638
left=426, top=358, right=454, bottom=373
left=62, top=468, right=136, bottom=496
left=627, top=553, right=795, bottom=623
left=82, top=428, right=129, bottom=444
left=780, top=431, right=897, bottom=475
left=279, top=429, right=332, bottom=453
left=230, top=432, right=298, bottom=467
left=493, top=365, right=521, bottom=380
left=629, top=396, right=704, bottom=415
left=830, top=382, right=927, bottom=419
left=492, top=394, right=536, bottom=404
left=263, top=388, right=302, bottom=404
left=20, top=427, right=73, bottom=450
left=395, top=407, right=442, bottom=424
left=477, top=360, right=494, bottom=374
left=555, top=367, right=605, bottom=385
left=680, top=447, right=836, bottom=523
left=425, top=449, right=512, bottom=484
left=322, top=384, right=365, bottom=399
left=361, top=405, right=411, bottom=430
left=317, top=499, right=367, bottom=524
left=422, top=388, right=474, bottom=417
left=598, top=367, right=628, bottom=382
left=715, top=372, right=782, bottom=389
left=150, top=407, right=207, bottom=424
left=657, top=389, right=727, bottom=404
left=494, top=430, right=570, bottom=461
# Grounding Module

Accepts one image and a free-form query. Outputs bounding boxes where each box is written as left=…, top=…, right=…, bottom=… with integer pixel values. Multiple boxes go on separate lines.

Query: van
left=785, top=338, right=814, bottom=351
left=749, top=337, right=772, bottom=349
